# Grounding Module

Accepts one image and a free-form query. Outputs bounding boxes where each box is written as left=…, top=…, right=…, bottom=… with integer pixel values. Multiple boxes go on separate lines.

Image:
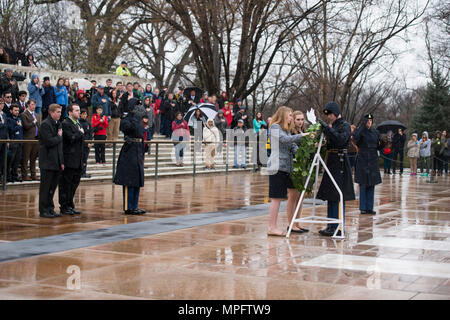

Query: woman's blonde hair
left=270, top=106, right=294, bottom=133
left=292, top=110, right=306, bottom=133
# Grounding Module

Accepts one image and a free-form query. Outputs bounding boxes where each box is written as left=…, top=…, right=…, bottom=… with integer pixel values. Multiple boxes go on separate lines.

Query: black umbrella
left=0, top=71, right=26, bottom=82
left=183, top=86, right=204, bottom=99
left=376, top=120, right=407, bottom=134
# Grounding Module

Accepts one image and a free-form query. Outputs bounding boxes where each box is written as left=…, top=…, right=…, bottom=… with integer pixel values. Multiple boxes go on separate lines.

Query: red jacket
left=222, top=107, right=233, bottom=127
left=172, top=120, right=190, bottom=140
left=152, top=102, right=159, bottom=115
left=92, top=114, right=109, bottom=136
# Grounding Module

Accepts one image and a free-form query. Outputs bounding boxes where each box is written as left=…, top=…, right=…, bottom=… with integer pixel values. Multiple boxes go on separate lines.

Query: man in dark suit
left=38, top=104, right=64, bottom=218
left=58, top=104, right=84, bottom=215
left=20, top=99, right=41, bottom=181
left=6, top=104, right=23, bottom=182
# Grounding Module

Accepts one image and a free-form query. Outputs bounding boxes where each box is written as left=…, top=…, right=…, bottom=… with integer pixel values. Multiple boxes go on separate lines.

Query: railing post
left=2, top=144, right=7, bottom=191
left=193, top=141, right=196, bottom=177
left=155, top=143, right=159, bottom=181
left=112, top=142, right=117, bottom=181
left=225, top=140, right=229, bottom=175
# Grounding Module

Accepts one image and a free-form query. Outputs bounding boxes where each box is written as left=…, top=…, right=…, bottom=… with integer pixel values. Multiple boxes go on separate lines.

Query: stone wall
left=0, top=63, right=153, bottom=91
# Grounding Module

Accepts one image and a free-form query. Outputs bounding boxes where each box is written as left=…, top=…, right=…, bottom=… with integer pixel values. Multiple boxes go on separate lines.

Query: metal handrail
left=0, top=138, right=256, bottom=190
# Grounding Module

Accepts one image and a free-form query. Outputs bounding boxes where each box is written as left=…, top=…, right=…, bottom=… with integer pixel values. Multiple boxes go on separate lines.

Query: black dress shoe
left=135, top=208, right=146, bottom=214
left=50, top=210, right=62, bottom=217
left=125, top=209, right=139, bottom=215
left=319, top=228, right=336, bottom=237
left=40, top=212, right=55, bottom=218
left=366, top=210, right=376, bottom=215
left=61, top=208, right=74, bottom=215
left=360, top=210, right=368, bottom=214
left=70, top=208, right=82, bottom=214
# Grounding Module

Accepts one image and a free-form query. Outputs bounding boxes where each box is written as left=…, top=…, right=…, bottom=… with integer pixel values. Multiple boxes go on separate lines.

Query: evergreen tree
left=411, top=71, right=450, bottom=137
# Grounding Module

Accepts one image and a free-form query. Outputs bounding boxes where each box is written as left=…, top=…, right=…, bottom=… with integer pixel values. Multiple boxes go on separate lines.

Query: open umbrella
left=184, top=103, right=218, bottom=126
left=376, top=120, right=407, bottom=134
left=72, top=78, right=93, bottom=91
left=183, top=86, right=204, bottom=100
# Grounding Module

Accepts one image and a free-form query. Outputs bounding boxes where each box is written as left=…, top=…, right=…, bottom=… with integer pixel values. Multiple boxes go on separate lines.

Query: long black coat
left=317, top=118, right=355, bottom=202
left=39, top=117, right=63, bottom=171
left=61, top=118, right=84, bottom=169
left=353, top=125, right=382, bottom=186
left=113, top=113, right=144, bottom=187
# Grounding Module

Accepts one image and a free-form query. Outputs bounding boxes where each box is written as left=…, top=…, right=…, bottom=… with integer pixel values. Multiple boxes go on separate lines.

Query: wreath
left=291, top=123, right=323, bottom=193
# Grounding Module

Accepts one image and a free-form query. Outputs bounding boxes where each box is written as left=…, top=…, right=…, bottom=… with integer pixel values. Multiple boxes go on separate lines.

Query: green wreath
left=291, top=123, right=323, bottom=193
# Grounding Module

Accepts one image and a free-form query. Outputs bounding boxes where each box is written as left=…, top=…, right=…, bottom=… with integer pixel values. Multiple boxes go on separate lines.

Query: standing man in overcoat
left=113, top=105, right=146, bottom=215
left=352, top=113, right=382, bottom=215
left=59, top=104, right=84, bottom=215
left=317, top=101, right=355, bottom=236
left=38, top=104, right=64, bottom=218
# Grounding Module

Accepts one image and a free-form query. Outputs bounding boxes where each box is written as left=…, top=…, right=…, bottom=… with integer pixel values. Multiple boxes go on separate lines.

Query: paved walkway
left=0, top=172, right=449, bottom=299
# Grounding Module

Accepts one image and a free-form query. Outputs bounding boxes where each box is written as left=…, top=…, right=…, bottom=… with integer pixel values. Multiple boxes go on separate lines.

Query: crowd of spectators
left=0, top=58, right=273, bottom=183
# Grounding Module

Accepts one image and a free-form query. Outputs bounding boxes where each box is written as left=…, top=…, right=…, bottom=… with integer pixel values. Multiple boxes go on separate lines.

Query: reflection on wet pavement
left=0, top=172, right=449, bottom=299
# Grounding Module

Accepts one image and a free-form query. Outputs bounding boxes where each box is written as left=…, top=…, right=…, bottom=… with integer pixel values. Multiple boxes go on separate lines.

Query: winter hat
left=76, top=90, right=85, bottom=99
left=43, top=76, right=50, bottom=81
left=323, top=101, right=341, bottom=116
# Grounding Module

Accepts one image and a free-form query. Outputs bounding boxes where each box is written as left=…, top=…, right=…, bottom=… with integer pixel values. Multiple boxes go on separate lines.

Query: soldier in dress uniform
left=317, top=101, right=355, bottom=236
left=352, top=113, right=383, bottom=215
left=113, top=104, right=146, bottom=215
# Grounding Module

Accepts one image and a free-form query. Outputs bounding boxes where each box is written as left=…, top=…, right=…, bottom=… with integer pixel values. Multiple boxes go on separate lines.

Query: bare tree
left=0, top=0, right=45, bottom=60
left=291, top=0, right=428, bottom=114
left=35, top=0, right=151, bottom=73
left=138, top=0, right=322, bottom=101
left=126, top=9, right=194, bottom=91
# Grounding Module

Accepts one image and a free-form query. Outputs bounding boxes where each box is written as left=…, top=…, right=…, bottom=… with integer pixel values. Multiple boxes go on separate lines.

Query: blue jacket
left=27, top=74, right=45, bottom=109
left=42, top=85, right=56, bottom=110
left=91, top=92, right=112, bottom=116
left=54, top=85, right=68, bottom=106
left=7, top=115, right=23, bottom=140
left=0, top=113, right=9, bottom=139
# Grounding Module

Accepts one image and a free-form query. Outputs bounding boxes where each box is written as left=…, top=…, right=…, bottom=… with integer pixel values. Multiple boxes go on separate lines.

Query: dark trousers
left=327, top=201, right=346, bottom=230
left=81, top=146, right=90, bottom=175
left=22, top=142, right=39, bottom=178
left=39, top=169, right=61, bottom=214
left=7, top=143, right=22, bottom=179
left=160, top=114, right=165, bottom=135
left=383, top=152, right=392, bottom=171
left=359, top=185, right=375, bottom=211
left=94, top=135, right=106, bottom=163
left=58, top=167, right=82, bottom=210
left=123, top=186, right=140, bottom=211
left=444, top=156, right=449, bottom=174
left=0, top=143, right=5, bottom=178
left=433, top=153, right=443, bottom=173
left=392, top=149, right=404, bottom=173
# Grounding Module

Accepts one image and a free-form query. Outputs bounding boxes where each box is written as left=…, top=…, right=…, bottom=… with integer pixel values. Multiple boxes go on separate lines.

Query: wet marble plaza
left=0, top=172, right=449, bottom=300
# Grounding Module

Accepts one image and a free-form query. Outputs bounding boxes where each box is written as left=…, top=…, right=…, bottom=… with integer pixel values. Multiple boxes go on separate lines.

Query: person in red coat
left=222, top=101, right=233, bottom=127
left=172, top=112, right=190, bottom=166
left=91, top=105, right=109, bottom=165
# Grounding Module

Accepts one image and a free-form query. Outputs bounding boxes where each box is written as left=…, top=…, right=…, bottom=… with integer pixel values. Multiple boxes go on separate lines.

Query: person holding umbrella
left=352, top=113, right=382, bottom=215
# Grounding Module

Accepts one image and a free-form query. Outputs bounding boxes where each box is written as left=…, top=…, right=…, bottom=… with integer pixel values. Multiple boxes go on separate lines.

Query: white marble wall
left=0, top=63, right=153, bottom=91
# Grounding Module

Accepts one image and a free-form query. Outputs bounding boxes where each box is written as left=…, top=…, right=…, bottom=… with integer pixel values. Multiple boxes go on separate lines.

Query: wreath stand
left=287, top=133, right=345, bottom=239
